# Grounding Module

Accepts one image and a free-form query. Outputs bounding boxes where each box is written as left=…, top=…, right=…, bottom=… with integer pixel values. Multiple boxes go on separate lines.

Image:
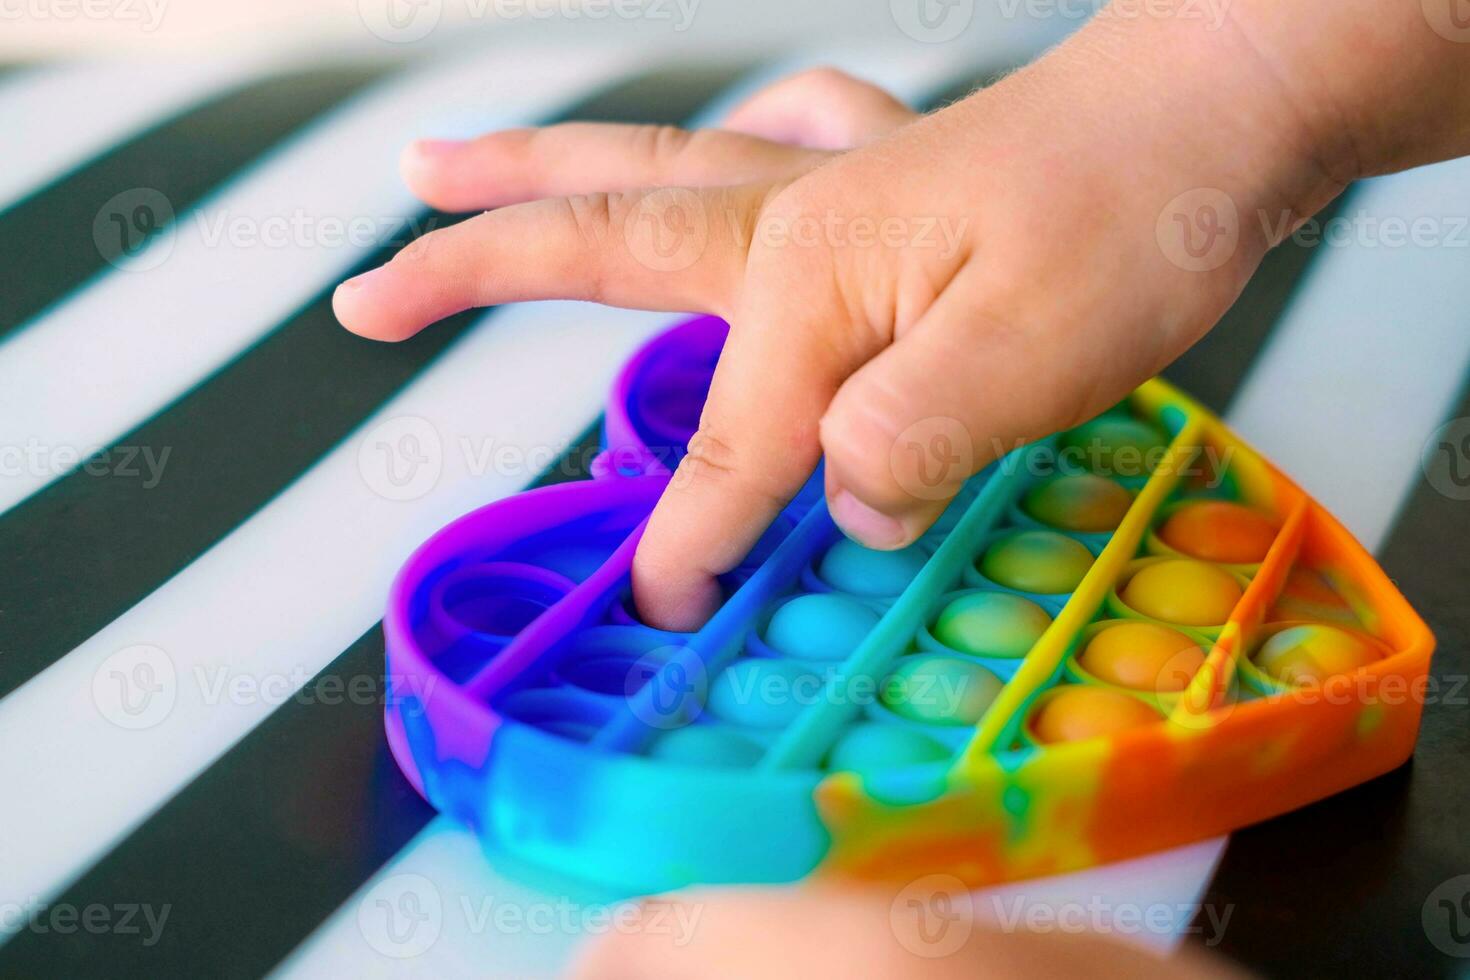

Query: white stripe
left=0, top=57, right=269, bottom=212
left=1227, top=158, right=1470, bottom=551
left=0, top=41, right=643, bottom=517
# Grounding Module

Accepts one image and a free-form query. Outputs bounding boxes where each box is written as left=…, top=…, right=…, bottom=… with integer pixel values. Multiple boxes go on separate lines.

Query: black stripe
left=1196, top=378, right=1470, bottom=978
left=0, top=66, right=749, bottom=702
left=0, top=65, right=390, bottom=340
left=0, top=67, right=749, bottom=980
left=1163, top=196, right=1346, bottom=413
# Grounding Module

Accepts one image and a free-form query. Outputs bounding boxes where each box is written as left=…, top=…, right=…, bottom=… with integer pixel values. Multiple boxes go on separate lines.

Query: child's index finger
left=630, top=277, right=861, bottom=632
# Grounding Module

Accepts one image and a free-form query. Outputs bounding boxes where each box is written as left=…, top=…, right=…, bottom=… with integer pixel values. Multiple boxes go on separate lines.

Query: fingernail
left=829, top=490, right=910, bottom=550
left=338, top=265, right=386, bottom=293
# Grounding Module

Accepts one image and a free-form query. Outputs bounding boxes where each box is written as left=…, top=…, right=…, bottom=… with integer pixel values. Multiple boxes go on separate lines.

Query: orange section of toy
left=811, top=378, right=1433, bottom=888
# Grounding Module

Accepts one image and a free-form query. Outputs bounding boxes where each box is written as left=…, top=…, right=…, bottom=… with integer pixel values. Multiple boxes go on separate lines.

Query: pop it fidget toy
left=384, top=316, right=1435, bottom=893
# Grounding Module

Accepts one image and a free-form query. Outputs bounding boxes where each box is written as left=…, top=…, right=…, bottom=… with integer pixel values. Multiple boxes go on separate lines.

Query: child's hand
left=565, top=885, right=1245, bottom=980
left=335, top=0, right=1467, bottom=631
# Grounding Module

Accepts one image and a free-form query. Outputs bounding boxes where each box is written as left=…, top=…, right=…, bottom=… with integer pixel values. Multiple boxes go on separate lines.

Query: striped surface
left=0, top=36, right=1465, bottom=980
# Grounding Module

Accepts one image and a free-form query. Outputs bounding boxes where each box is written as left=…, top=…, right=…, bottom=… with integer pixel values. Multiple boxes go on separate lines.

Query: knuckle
left=678, top=426, right=742, bottom=486
left=632, top=124, right=695, bottom=179
left=676, top=425, right=798, bottom=509
left=561, top=192, right=618, bottom=249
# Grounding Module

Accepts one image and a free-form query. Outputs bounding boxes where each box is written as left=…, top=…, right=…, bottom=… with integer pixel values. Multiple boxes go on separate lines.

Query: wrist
left=1051, top=1, right=1352, bottom=247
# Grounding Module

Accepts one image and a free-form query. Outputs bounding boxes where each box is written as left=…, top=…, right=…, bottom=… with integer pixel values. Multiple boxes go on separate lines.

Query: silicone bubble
left=979, top=530, right=1094, bottom=595
left=933, top=592, right=1052, bottom=658
left=649, top=726, right=765, bottom=768
left=818, top=538, right=928, bottom=597
left=707, top=658, right=820, bottom=729
left=1121, top=559, right=1243, bottom=627
left=1253, top=624, right=1381, bottom=686
left=1158, top=500, right=1278, bottom=565
left=881, top=653, right=1004, bottom=726
left=1078, top=622, right=1205, bottom=692
left=1028, top=686, right=1164, bottom=744
left=1023, top=474, right=1132, bottom=533
left=765, top=592, right=881, bottom=661
left=826, top=723, right=950, bottom=774
left=1061, top=416, right=1168, bottom=480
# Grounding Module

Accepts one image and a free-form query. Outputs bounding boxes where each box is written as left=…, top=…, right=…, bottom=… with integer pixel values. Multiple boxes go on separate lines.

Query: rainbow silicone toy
left=384, top=315, right=1434, bottom=893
